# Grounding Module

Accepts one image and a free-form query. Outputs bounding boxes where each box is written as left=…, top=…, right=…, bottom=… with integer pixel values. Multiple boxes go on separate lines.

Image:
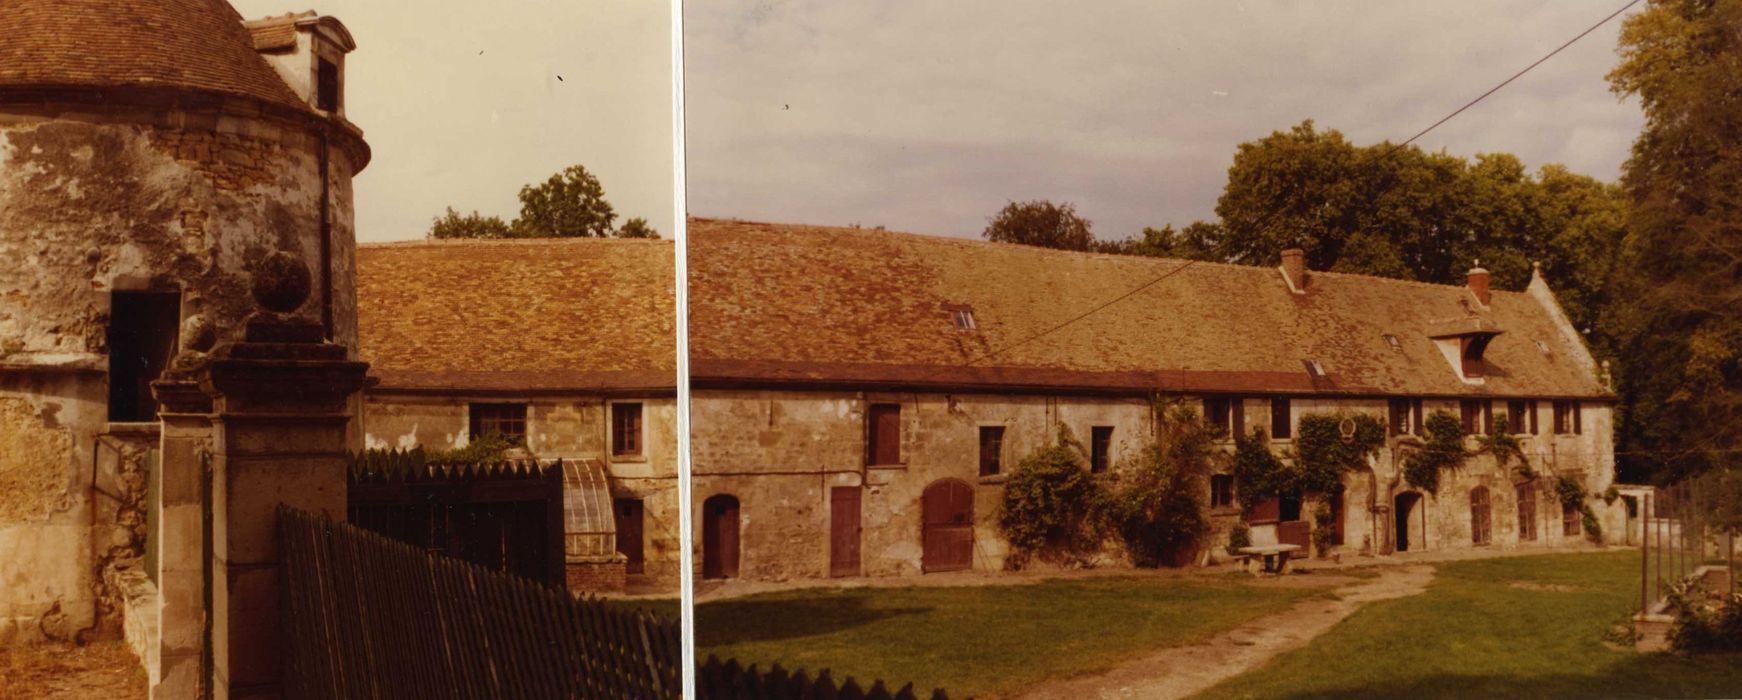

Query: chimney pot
left=1280, top=248, right=1307, bottom=293
left=1467, top=265, right=1491, bottom=306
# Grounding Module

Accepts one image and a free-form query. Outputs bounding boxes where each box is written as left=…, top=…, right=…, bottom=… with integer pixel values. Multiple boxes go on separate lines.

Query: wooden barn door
left=830, top=487, right=862, bottom=577
left=615, top=498, right=645, bottom=575
left=922, top=479, right=974, bottom=572
left=702, top=494, right=740, bottom=580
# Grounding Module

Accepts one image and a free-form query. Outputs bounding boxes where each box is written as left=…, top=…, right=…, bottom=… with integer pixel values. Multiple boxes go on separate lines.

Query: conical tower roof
left=0, top=0, right=309, bottom=114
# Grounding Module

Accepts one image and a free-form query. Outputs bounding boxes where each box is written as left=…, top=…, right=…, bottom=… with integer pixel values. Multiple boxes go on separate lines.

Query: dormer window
left=1428, top=318, right=1504, bottom=385
left=317, top=57, right=340, bottom=112
left=945, top=304, right=977, bottom=331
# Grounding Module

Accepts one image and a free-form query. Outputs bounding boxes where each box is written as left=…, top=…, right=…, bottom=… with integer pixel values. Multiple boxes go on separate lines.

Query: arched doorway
left=702, top=494, right=740, bottom=580
left=922, top=479, right=974, bottom=572
left=1394, top=492, right=1423, bottom=552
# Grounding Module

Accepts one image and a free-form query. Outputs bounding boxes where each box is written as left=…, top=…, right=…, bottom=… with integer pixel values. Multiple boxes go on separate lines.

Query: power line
left=970, top=0, right=1641, bottom=365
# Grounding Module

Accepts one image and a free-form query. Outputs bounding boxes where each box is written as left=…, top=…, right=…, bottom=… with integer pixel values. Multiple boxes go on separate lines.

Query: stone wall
left=361, top=394, right=682, bottom=591
left=0, top=101, right=359, bottom=644
left=690, top=389, right=1620, bottom=583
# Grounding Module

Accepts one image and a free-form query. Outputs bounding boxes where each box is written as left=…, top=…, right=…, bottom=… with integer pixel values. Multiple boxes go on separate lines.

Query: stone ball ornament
left=179, top=314, right=217, bottom=352
left=252, top=251, right=312, bottom=314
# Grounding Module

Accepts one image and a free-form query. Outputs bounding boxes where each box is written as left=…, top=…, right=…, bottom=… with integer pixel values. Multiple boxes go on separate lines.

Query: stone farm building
left=0, top=0, right=368, bottom=646
left=354, top=238, right=680, bottom=591
left=683, top=219, right=1622, bottom=581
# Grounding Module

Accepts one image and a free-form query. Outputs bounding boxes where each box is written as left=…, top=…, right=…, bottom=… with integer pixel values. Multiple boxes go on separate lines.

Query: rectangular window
left=978, top=426, right=1004, bottom=477
left=1563, top=501, right=1581, bottom=536
left=1210, top=474, right=1235, bottom=509
left=1413, top=399, right=1424, bottom=435
left=469, top=403, right=528, bottom=444
left=1090, top=426, right=1113, bottom=473
left=867, top=403, right=901, bottom=465
left=1389, top=398, right=1412, bottom=436
left=317, top=57, right=340, bottom=112
left=107, top=291, right=181, bottom=422
left=1553, top=400, right=1582, bottom=435
left=1517, top=483, right=1537, bottom=542
left=1527, top=399, right=1540, bottom=434
left=1460, top=400, right=1485, bottom=435
left=612, top=403, right=644, bottom=457
left=1270, top=398, right=1291, bottom=440
left=1507, top=399, right=1527, bottom=435
left=1205, top=396, right=1231, bottom=435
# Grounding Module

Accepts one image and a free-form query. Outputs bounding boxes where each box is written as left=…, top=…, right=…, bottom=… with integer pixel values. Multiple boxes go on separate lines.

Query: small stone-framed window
left=866, top=403, right=901, bottom=466
left=1553, top=400, right=1582, bottom=435
left=1090, top=426, right=1113, bottom=473
left=1270, top=397, right=1292, bottom=440
left=1205, top=396, right=1244, bottom=438
left=107, top=290, right=182, bottom=422
left=1470, top=486, right=1492, bottom=545
left=612, top=402, right=644, bottom=457
left=1562, top=500, right=1582, bottom=536
left=1388, top=398, right=1424, bottom=437
left=469, top=403, right=527, bottom=444
left=1460, top=400, right=1489, bottom=435
left=1210, top=474, right=1235, bottom=509
left=978, top=426, right=1005, bottom=477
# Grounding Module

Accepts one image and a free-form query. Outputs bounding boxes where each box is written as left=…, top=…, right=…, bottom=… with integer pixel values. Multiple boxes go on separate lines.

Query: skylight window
left=1383, top=334, right=1402, bottom=351
left=1303, top=359, right=1327, bottom=378
left=1534, top=340, right=1551, bottom=355
left=951, top=308, right=977, bottom=331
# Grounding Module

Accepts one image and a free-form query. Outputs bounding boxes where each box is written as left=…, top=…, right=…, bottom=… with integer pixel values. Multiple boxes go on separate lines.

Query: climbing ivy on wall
left=997, top=427, right=1109, bottom=567
left=1292, top=414, right=1386, bottom=495
left=1232, top=429, right=1289, bottom=509
left=1102, top=406, right=1219, bottom=567
left=1404, top=411, right=1466, bottom=494
left=1557, top=475, right=1604, bottom=544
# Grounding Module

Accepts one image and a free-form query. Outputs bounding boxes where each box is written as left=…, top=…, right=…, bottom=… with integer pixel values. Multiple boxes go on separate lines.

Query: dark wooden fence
left=698, top=657, right=953, bottom=700
left=280, top=506, right=679, bottom=699
left=348, top=451, right=564, bottom=586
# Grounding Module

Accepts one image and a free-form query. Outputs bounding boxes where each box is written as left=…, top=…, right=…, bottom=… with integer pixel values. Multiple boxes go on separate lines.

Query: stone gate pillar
left=148, top=377, right=213, bottom=699
left=195, top=255, right=367, bottom=698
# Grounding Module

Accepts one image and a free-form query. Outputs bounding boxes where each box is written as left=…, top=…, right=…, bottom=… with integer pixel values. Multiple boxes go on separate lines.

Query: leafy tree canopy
left=983, top=200, right=1096, bottom=251
left=1604, top=0, right=1742, bottom=480
left=427, top=164, right=658, bottom=240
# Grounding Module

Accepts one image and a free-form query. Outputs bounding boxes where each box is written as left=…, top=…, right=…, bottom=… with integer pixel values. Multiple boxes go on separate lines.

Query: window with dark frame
left=1517, top=483, right=1538, bottom=541
left=1527, top=399, right=1540, bottom=434
left=1090, top=426, right=1113, bottom=473
left=612, top=403, right=644, bottom=457
left=978, top=426, right=1004, bottom=477
left=317, top=57, right=340, bottom=111
left=1562, top=500, right=1581, bottom=536
left=1389, top=398, right=1411, bottom=436
left=469, top=403, right=528, bottom=444
left=1270, top=397, right=1291, bottom=440
left=1470, top=486, right=1492, bottom=545
left=1460, top=399, right=1487, bottom=435
left=1205, top=396, right=1231, bottom=435
left=107, top=291, right=182, bottom=422
left=867, top=403, right=901, bottom=465
left=1507, top=399, right=1527, bottom=435
left=1553, top=400, right=1583, bottom=435
left=1210, top=474, right=1235, bottom=509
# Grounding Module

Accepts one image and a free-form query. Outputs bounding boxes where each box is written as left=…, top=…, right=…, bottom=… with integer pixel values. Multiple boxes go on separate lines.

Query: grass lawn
left=693, top=575, right=1326, bottom=699
left=1196, top=550, right=1742, bottom=700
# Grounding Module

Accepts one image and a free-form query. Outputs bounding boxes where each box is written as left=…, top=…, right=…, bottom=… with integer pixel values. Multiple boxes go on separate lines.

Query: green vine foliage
left=1480, top=412, right=1528, bottom=475
left=997, top=428, right=1109, bottom=566
left=1555, top=476, right=1605, bottom=544
left=1311, top=502, right=1337, bottom=557
left=1292, top=414, right=1385, bottom=495
left=1226, top=522, right=1252, bottom=556
left=1232, top=429, right=1289, bottom=508
left=1404, top=411, right=1467, bottom=494
left=1103, top=406, right=1219, bottom=567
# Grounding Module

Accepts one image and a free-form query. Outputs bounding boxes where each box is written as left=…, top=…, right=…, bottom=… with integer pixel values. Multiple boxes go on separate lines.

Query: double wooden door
left=922, top=479, right=974, bottom=572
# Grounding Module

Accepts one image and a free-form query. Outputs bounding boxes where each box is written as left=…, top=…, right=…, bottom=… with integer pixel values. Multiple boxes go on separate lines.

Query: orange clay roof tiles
left=356, top=238, right=676, bottom=392
left=0, top=0, right=308, bottom=113
left=685, top=219, right=1611, bottom=398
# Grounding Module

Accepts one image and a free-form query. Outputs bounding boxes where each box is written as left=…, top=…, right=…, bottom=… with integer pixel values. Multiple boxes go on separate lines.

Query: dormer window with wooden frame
left=1429, top=319, right=1503, bottom=384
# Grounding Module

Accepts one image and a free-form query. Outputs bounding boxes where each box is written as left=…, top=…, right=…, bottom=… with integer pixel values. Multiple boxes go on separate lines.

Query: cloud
left=685, top=0, right=1643, bottom=241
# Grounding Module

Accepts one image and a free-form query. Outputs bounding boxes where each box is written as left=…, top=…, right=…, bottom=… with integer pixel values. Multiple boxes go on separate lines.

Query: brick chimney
left=1467, top=263, right=1491, bottom=306
left=1280, top=248, right=1307, bottom=293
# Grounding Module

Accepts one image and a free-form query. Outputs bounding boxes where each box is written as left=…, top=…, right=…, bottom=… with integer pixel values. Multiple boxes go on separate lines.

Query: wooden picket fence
left=280, top=507, right=956, bottom=699
left=280, top=506, right=680, bottom=699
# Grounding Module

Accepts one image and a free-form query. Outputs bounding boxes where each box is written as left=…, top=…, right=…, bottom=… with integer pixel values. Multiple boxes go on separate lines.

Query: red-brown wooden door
left=614, top=498, right=645, bottom=574
left=702, top=494, right=740, bottom=580
left=830, top=487, right=862, bottom=577
left=922, top=479, right=973, bottom=572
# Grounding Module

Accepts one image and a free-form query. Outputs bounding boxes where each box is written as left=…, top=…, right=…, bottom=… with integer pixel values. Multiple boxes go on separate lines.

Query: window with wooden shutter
left=1270, top=398, right=1291, bottom=439
left=1389, top=398, right=1411, bottom=436
left=1461, top=400, right=1485, bottom=435
left=978, top=426, right=1004, bottom=477
left=867, top=403, right=901, bottom=465
left=1507, top=400, right=1527, bottom=434
left=1090, top=426, right=1113, bottom=473
left=612, top=403, right=643, bottom=457
left=1553, top=400, right=1582, bottom=435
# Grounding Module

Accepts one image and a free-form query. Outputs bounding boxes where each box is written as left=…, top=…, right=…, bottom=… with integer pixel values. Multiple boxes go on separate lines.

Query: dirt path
left=1016, top=565, right=1437, bottom=700
left=0, top=641, right=146, bottom=699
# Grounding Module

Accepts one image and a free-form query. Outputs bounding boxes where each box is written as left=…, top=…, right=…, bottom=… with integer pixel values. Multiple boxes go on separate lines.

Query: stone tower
left=0, top=0, right=368, bottom=645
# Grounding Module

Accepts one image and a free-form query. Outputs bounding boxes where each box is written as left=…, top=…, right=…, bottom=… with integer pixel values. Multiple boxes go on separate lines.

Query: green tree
left=511, top=164, right=618, bottom=238
left=983, top=200, right=1096, bottom=251
left=1606, top=0, right=1742, bottom=480
left=428, top=207, right=511, bottom=239
left=615, top=217, right=660, bottom=239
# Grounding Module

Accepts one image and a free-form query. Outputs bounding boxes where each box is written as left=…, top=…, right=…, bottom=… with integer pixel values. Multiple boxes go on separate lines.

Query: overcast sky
left=230, top=0, right=675, bottom=243
left=684, top=1, right=1646, bottom=242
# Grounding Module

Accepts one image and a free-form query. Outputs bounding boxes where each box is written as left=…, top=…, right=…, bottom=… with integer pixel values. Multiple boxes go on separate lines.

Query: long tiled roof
left=686, top=219, right=1611, bottom=399
left=0, top=0, right=308, bottom=113
left=356, top=238, right=677, bottom=392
